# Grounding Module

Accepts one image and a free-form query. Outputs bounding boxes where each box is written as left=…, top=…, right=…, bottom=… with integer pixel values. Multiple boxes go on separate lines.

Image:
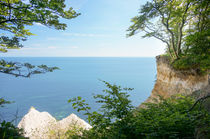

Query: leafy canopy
left=0, top=0, right=80, bottom=52
left=0, top=0, right=80, bottom=77
left=172, top=0, right=210, bottom=73
left=127, top=0, right=193, bottom=59
left=127, top=0, right=210, bottom=73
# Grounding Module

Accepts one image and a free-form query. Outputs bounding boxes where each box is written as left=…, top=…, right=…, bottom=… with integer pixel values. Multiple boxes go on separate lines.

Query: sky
left=2, top=0, right=165, bottom=57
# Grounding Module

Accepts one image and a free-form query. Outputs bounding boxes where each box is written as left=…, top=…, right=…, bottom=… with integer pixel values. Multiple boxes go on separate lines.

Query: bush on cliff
left=0, top=121, right=26, bottom=139
left=127, top=0, right=210, bottom=74
left=68, top=81, right=210, bottom=139
left=0, top=101, right=27, bottom=139
left=172, top=29, right=210, bottom=74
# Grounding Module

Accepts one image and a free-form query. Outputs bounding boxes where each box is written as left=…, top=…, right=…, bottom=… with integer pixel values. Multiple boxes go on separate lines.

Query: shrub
left=0, top=121, right=26, bottom=139
left=172, top=29, right=210, bottom=74
left=68, top=81, right=210, bottom=139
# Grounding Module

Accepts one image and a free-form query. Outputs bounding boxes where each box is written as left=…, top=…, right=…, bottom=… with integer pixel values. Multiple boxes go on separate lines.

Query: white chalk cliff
left=18, top=107, right=91, bottom=139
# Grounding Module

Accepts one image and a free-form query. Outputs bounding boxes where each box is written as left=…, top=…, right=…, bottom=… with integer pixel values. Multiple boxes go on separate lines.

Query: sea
left=0, top=57, right=156, bottom=124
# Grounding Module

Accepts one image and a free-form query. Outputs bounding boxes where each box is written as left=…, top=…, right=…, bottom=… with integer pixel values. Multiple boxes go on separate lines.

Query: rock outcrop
left=18, top=107, right=91, bottom=139
left=144, top=56, right=209, bottom=104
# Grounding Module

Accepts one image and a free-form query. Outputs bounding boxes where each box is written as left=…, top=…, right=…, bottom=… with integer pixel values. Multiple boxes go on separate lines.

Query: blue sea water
left=0, top=57, right=156, bottom=123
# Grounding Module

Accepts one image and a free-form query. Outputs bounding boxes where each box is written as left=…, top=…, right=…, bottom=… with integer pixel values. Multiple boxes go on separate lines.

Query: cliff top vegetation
left=128, top=0, right=210, bottom=74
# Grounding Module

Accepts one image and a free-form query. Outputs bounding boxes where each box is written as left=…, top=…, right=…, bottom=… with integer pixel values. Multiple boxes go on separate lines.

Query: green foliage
left=48, top=124, right=84, bottom=139
left=0, top=59, right=59, bottom=77
left=68, top=82, right=210, bottom=139
left=0, top=36, right=24, bottom=52
left=172, top=1, right=210, bottom=74
left=0, top=0, right=80, bottom=52
left=64, top=126, right=84, bottom=139
left=69, top=81, right=134, bottom=125
left=0, top=0, right=79, bottom=77
left=0, top=121, right=27, bottom=139
left=127, top=0, right=194, bottom=59
left=68, top=81, right=134, bottom=138
left=134, top=96, right=209, bottom=138
left=0, top=99, right=25, bottom=139
left=128, top=0, right=210, bottom=73
left=0, top=98, right=11, bottom=107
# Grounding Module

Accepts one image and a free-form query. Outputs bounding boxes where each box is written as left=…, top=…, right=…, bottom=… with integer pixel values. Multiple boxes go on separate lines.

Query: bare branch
left=189, top=94, right=210, bottom=112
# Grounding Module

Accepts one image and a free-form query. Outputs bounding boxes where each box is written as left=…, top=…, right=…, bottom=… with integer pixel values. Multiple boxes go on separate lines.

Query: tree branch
left=0, top=70, right=31, bottom=77
left=188, top=94, right=210, bottom=112
left=143, top=28, right=173, bottom=57
left=154, top=0, right=178, bottom=59
left=0, top=2, right=33, bottom=10
left=0, top=18, right=43, bottom=24
left=177, top=2, right=191, bottom=56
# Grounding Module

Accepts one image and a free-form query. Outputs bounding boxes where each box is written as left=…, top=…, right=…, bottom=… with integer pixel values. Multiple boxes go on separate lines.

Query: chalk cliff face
left=145, top=56, right=209, bottom=103
left=18, top=107, right=91, bottom=139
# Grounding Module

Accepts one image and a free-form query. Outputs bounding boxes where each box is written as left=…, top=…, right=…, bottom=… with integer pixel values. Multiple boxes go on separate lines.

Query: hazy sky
left=2, top=0, right=165, bottom=57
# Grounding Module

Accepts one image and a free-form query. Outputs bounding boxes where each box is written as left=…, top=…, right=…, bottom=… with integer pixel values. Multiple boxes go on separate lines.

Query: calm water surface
left=0, top=57, right=156, bottom=123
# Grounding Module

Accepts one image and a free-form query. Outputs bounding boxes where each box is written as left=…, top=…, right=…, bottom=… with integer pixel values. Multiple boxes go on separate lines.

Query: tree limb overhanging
left=127, top=0, right=209, bottom=61
left=0, top=0, right=80, bottom=77
left=0, top=0, right=80, bottom=52
left=0, top=59, right=59, bottom=77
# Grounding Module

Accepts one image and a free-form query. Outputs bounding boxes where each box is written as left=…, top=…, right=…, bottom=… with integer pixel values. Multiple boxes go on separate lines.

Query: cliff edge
left=144, top=55, right=209, bottom=104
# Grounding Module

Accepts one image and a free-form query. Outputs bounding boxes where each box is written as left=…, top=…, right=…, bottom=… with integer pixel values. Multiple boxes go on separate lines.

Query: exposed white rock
left=18, top=107, right=91, bottom=139
left=57, top=113, right=92, bottom=130
left=18, top=107, right=56, bottom=139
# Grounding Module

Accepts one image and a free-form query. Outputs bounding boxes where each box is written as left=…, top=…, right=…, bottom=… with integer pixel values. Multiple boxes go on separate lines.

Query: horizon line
left=0, top=56, right=156, bottom=58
